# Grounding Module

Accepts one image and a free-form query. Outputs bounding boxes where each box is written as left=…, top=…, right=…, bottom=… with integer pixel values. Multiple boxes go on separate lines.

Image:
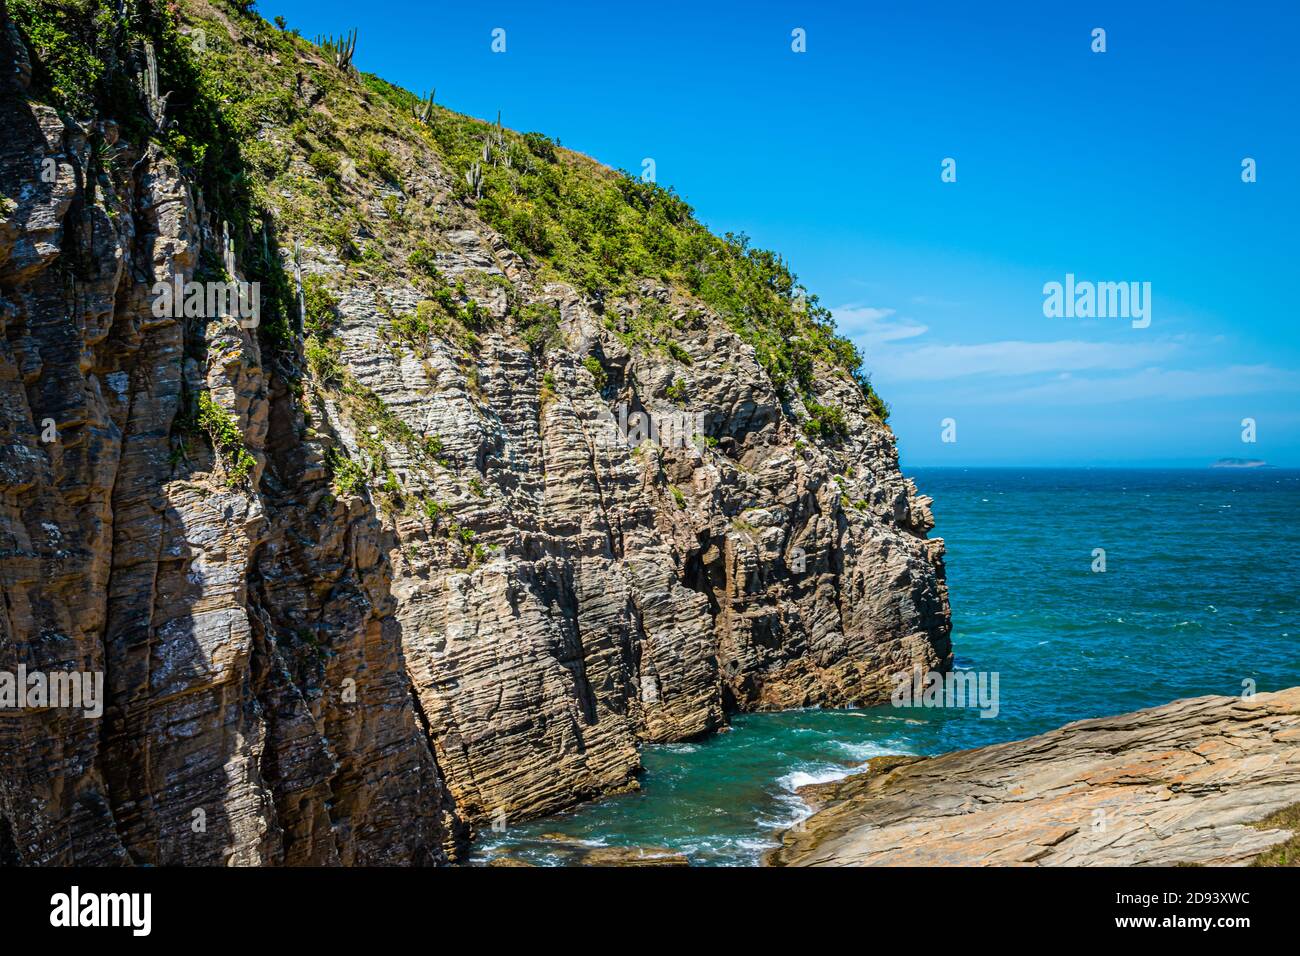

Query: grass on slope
left=8, top=0, right=890, bottom=422
left=1249, top=803, right=1300, bottom=866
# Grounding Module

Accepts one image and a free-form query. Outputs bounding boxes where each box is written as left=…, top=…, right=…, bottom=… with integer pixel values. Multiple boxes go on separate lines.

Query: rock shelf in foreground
left=768, top=688, right=1300, bottom=867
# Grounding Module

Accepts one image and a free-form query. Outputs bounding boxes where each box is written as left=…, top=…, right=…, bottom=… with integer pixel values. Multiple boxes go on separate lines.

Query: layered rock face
left=769, top=689, right=1300, bottom=867
left=377, top=267, right=952, bottom=823
left=0, top=1, right=950, bottom=862
left=0, top=21, right=453, bottom=865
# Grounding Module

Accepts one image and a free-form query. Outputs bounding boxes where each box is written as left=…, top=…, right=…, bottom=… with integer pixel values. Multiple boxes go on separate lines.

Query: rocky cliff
left=0, top=0, right=950, bottom=864
left=768, top=689, right=1300, bottom=867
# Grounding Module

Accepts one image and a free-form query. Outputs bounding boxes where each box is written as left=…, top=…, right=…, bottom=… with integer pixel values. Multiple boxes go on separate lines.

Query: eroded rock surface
left=0, top=19, right=453, bottom=865
left=768, top=689, right=1300, bottom=867
left=0, top=2, right=950, bottom=863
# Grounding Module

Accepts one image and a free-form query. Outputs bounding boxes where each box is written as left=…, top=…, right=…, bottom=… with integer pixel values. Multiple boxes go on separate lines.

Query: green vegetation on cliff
left=8, top=0, right=890, bottom=422
left=365, top=75, right=887, bottom=416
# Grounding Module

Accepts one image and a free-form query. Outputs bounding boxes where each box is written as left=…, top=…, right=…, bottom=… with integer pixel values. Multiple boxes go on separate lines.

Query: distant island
left=1212, top=458, right=1271, bottom=468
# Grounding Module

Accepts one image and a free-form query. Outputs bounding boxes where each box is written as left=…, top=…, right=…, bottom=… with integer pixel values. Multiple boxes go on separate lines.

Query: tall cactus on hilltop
left=316, top=29, right=358, bottom=71
left=412, top=89, right=436, bottom=125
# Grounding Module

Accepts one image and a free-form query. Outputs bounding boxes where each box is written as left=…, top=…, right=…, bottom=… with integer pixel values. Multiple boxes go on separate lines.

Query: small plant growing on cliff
left=196, top=392, right=256, bottom=487
left=864, top=383, right=892, bottom=423
left=361, top=142, right=399, bottom=184
left=518, top=302, right=562, bottom=355
left=409, top=242, right=443, bottom=282
left=302, top=275, right=340, bottom=337
left=458, top=298, right=485, bottom=331
left=665, top=377, right=688, bottom=404
left=307, top=150, right=341, bottom=184
left=665, top=341, right=692, bottom=366
left=540, top=370, right=558, bottom=405
left=326, top=447, right=366, bottom=496
left=384, top=308, right=435, bottom=357
left=381, top=194, right=405, bottom=222
left=305, top=335, right=344, bottom=386
left=803, top=400, right=849, bottom=443
left=583, top=355, right=608, bottom=390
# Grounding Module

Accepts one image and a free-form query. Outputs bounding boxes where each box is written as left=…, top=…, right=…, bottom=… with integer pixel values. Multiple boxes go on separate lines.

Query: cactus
left=220, top=221, right=237, bottom=279
left=292, top=241, right=306, bottom=337
left=412, top=89, right=435, bottom=125
left=465, top=163, right=483, bottom=199
left=316, top=29, right=357, bottom=71
left=138, top=40, right=170, bottom=132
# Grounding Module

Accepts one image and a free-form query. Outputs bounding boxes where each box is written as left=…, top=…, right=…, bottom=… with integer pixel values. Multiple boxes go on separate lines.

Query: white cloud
left=978, top=364, right=1300, bottom=405
left=831, top=304, right=927, bottom=348
left=835, top=301, right=1298, bottom=409
left=867, top=338, right=1181, bottom=381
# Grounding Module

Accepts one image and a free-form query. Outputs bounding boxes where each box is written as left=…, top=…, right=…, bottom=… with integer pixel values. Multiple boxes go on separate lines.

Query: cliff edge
left=0, top=0, right=949, bottom=863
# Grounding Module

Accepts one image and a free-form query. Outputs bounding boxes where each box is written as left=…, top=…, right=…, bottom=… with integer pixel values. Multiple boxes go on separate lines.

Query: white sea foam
left=833, top=740, right=906, bottom=761
left=779, top=766, right=851, bottom=791
left=660, top=743, right=699, bottom=754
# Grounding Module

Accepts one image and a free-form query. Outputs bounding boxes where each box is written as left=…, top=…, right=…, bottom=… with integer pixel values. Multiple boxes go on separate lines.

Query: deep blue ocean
left=474, top=468, right=1300, bottom=865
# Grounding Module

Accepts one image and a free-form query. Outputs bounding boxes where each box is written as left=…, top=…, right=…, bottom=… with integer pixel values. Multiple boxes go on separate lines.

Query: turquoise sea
left=473, top=468, right=1300, bottom=865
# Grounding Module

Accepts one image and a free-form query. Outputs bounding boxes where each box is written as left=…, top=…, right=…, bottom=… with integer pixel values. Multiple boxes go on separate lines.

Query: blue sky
left=258, top=0, right=1299, bottom=466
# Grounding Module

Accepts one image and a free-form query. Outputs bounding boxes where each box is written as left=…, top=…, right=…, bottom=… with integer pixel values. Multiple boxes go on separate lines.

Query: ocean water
left=472, top=468, right=1300, bottom=865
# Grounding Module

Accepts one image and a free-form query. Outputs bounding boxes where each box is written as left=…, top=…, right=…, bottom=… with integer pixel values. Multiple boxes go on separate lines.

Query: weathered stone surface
left=0, top=3, right=950, bottom=861
left=269, top=29, right=952, bottom=832
left=768, top=689, right=1300, bottom=867
left=0, top=20, right=452, bottom=866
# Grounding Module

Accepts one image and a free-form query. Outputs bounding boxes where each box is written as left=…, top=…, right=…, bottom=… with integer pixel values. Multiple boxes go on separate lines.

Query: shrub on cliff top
left=347, top=63, right=890, bottom=418
left=19, top=0, right=892, bottom=425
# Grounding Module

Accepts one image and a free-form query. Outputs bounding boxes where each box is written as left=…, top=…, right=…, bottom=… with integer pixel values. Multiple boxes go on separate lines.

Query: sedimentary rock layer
left=768, top=688, right=1300, bottom=867
left=0, top=0, right=951, bottom=863
left=0, top=18, right=453, bottom=865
